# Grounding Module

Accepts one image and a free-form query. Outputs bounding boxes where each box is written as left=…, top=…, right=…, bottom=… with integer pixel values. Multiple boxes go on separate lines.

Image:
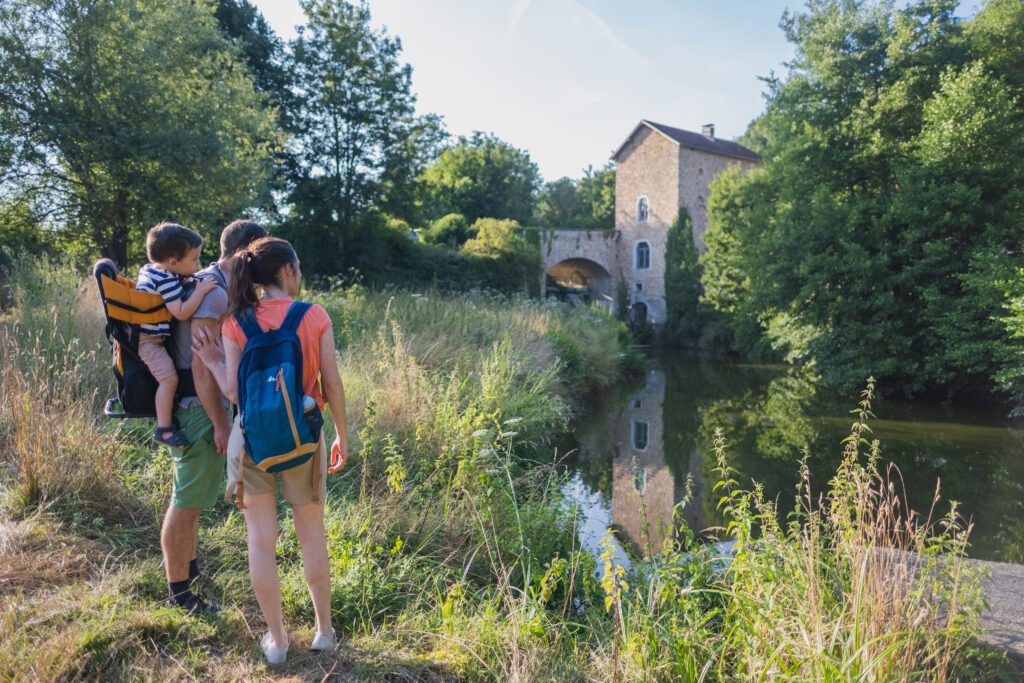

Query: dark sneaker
left=171, top=592, right=222, bottom=618
left=154, top=427, right=191, bottom=448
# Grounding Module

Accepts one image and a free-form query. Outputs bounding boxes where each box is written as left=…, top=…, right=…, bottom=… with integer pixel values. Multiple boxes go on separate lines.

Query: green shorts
left=170, top=404, right=224, bottom=510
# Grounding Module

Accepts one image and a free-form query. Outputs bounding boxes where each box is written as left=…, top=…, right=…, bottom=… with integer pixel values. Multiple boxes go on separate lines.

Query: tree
left=422, top=213, right=472, bottom=249
left=700, top=0, right=1024, bottom=398
left=0, top=0, right=280, bottom=265
left=286, top=0, right=417, bottom=254
left=536, top=177, right=580, bottom=228
left=535, top=163, right=615, bottom=229
left=576, top=163, right=615, bottom=230
left=662, top=208, right=703, bottom=346
left=378, top=112, right=449, bottom=226
left=215, top=0, right=291, bottom=108
left=419, top=132, right=540, bottom=225
left=462, top=218, right=540, bottom=293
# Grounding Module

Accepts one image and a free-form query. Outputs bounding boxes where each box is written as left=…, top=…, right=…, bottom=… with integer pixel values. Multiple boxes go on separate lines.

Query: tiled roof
left=612, top=120, right=760, bottom=163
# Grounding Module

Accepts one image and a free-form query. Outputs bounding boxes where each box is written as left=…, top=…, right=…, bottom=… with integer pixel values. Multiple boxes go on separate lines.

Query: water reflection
left=565, top=353, right=1024, bottom=564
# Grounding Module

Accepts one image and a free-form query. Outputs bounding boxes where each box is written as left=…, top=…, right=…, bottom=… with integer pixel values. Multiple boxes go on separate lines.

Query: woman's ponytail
left=226, top=237, right=299, bottom=320
left=228, top=250, right=260, bottom=320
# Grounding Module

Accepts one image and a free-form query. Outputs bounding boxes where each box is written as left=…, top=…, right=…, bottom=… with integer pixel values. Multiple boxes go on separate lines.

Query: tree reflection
left=567, top=353, right=1024, bottom=563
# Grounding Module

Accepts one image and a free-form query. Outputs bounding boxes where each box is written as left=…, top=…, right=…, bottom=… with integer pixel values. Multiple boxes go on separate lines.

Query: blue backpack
left=235, top=301, right=321, bottom=473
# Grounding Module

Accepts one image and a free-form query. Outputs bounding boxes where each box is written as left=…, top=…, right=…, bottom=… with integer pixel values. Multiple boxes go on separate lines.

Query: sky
left=250, top=0, right=970, bottom=181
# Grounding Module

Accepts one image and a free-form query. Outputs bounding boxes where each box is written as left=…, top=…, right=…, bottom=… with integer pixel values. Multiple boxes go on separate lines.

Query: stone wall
left=539, top=228, right=621, bottom=310
left=614, top=126, right=680, bottom=323
left=677, top=147, right=758, bottom=251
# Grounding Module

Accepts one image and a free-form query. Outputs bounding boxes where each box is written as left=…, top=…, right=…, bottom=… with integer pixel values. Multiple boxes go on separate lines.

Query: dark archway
left=545, top=257, right=615, bottom=311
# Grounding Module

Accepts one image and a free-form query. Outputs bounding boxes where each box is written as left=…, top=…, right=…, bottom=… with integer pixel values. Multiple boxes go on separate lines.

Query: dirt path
left=975, top=556, right=1024, bottom=665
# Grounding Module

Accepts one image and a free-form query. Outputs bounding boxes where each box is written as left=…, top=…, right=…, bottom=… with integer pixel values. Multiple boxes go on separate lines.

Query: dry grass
left=0, top=260, right=992, bottom=682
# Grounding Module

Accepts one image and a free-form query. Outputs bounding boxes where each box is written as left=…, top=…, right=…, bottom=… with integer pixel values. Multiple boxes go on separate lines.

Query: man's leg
left=191, top=514, right=200, bottom=579
left=162, top=504, right=201, bottom=584
left=166, top=404, right=225, bottom=613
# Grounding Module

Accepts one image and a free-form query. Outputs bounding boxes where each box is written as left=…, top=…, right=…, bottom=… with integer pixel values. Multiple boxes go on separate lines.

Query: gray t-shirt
left=171, top=262, right=229, bottom=408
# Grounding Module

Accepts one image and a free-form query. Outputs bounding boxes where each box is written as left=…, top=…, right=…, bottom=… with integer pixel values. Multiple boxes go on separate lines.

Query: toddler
left=136, top=222, right=217, bottom=446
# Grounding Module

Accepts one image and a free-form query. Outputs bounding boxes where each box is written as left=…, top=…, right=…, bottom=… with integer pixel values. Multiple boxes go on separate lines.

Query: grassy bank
left=0, top=260, right=999, bottom=681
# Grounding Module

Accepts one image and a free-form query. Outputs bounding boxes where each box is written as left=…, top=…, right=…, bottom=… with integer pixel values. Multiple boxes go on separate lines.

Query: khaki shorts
left=138, top=333, right=177, bottom=383
left=227, top=416, right=327, bottom=507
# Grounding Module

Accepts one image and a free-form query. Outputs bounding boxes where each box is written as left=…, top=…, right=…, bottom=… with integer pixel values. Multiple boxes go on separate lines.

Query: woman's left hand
left=329, top=436, right=347, bottom=473
left=191, top=325, right=223, bottom=366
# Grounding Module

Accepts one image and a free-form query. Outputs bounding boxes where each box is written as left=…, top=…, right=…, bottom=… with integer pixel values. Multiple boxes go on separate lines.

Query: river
left=562, top=351, right=1024, bottom=564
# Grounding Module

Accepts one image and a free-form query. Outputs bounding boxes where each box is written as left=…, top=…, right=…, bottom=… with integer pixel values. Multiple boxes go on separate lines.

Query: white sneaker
left=260, top=632, right=288, bottom=665
left=310, top=629, right=338, bottom=652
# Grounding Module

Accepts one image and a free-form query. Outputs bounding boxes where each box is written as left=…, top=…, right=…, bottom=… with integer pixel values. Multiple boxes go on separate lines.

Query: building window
left=633, top=399, right=642, bottom=408
left=635, top=282, right=643, bottom=292
left=633, top=466, right=647, bottom=494
left=698, top=195, right=706, bottom=209
left=698, top=167, right=704, bottom=176
left=637, top=196, right=649, bottom=223
left=632, top=420, right=649, bottom=450
left=635, top=241, right=650, bottom=270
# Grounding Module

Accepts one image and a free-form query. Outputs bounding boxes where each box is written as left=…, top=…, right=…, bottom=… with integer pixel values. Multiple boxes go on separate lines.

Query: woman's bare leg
left=243, top=492, right=288, bottom=648
left=291, top=500, right=333, bottom=636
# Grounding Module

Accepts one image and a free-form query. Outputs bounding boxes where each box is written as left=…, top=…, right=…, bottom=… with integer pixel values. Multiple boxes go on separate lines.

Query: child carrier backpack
left=93, top=259, right=196, bottom=418
left=235, top=301, right=322, bottom=473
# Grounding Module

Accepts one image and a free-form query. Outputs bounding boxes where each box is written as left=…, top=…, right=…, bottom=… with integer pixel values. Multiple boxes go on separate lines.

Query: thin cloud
left=506, top=0, right=532, bottom=36
left=565, top=0, right=649, bottom=66
left=505, top=0, right=649, bottom=66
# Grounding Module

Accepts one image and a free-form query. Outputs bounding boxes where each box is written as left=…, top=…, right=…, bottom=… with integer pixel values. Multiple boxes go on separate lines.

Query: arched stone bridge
left=539, top=229, right=621, bottom=313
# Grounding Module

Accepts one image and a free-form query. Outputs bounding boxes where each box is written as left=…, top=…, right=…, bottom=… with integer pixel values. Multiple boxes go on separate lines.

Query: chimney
left=702, top=123, right=715, bottom=139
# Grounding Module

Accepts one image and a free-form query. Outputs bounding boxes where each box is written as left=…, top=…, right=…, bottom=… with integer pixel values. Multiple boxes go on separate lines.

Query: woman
left=192, top=236, right=347, bottom=665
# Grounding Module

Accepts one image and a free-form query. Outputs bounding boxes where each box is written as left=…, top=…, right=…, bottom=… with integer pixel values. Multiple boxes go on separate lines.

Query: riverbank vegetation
left=697, top=0, right=1024, bottom=406
left=1, top=260, right=1007, bottom=680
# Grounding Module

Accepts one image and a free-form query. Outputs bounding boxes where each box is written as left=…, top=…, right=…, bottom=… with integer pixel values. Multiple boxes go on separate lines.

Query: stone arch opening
left=545, top=257, right=615, bottom=311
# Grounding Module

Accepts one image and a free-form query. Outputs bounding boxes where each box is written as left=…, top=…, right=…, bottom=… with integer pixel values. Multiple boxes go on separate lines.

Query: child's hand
left=195, top=278, right=218, bottom=297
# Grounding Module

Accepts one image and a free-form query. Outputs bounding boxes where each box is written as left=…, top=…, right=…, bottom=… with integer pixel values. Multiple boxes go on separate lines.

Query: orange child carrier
left=93, top=259, right=196, bottom=418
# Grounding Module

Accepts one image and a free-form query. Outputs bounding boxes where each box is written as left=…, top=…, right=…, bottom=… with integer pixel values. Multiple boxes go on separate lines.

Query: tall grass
left=0, top=258, right=993, bottom=681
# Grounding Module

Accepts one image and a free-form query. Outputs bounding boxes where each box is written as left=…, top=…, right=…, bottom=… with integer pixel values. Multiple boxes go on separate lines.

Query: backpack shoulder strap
left=234, top=308, right=263, bottom=341
left=280, top=301, right=312, bottom=334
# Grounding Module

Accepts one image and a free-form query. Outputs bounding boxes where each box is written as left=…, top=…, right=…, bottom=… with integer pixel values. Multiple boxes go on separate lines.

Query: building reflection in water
left=605, top=369, right=705, bottom=557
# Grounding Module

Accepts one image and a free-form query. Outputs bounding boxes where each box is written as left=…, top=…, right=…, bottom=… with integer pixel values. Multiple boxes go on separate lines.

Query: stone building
left=542, top=119, right=759, bottom=323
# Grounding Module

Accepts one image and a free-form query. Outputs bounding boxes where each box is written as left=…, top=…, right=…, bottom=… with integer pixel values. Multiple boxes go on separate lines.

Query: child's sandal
left=154, top=427, right=191, bottom=448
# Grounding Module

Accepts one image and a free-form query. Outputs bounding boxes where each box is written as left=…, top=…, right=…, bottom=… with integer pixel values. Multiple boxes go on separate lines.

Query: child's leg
left=154, top=373, right=178, bottom=429
left=138, top=334, right=181, bottom=431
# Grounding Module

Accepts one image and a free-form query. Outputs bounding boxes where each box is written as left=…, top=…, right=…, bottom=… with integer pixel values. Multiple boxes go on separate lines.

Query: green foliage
left=535, top=163, right=615, bottom=230
left=282, top=0, right=449, bottom=263
left=700, top=0, right=1024, bottom=397
left=214, top=0, right=291, bottom=109
left=536, top=177, right=579, bottom=227
left=576, top=163, right=616, bottom=230
left=302, top=218, right=526, bottom=293
left=419, top=131, right=540, bottom=225
left=542, top=329, right=585, bottom=385
left=0, top=200, right=54, bottom=272
left=461, top=218, right=541, bottom=295
left=0, top=266, right=994, bottom=680
left=615, top=277, right=630, bottom=323
left=422, top=212, right=472, bottom=248
left=0, top=0, right=280, bottom=265
left=662, top=208, right=704, bottom=346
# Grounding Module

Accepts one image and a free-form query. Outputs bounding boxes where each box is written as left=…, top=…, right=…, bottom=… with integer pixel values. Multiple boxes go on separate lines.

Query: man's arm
left=191, top=316, right=231, bottom=455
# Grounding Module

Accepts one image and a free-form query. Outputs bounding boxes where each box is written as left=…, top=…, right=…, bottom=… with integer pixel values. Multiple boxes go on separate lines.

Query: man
left=161, top=219, right=268, bottom=615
